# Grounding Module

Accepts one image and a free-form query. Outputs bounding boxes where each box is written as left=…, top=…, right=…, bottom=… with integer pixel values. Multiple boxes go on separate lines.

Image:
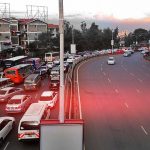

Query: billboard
left=40, top=119, right=84, bottom=150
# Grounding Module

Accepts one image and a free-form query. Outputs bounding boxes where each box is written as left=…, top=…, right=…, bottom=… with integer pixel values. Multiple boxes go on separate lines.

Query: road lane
left=77, top=53, right=150, bottom=150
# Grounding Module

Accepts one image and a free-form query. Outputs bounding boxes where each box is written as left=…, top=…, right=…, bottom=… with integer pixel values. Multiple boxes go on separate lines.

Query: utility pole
left=111, top=29, right=114, bottom=54
left=59, top=0, right=64, bottom=123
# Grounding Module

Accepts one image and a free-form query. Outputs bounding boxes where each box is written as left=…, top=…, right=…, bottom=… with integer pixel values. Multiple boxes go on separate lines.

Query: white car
left=0, top=87, right=23, bottom=102
left=107, top=57, right=115, bottom=65
left=39, top=91, right=58, bottom=108
left=5, top=95, right=31, bottom=113
left=0, top=116, right=15, bottom=144
left=46, top=62, right=54, bottom=69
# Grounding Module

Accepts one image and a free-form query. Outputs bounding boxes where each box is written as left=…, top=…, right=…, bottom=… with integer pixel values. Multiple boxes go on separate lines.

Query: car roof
left=41, top=91, right=54, bottom=96
left=109, top=57, right=114, bottom=59
left=11, top=95, right=26, bottom=99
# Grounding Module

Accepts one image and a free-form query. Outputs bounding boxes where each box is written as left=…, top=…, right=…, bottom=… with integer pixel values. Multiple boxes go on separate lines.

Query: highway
left=76, top=52, right=150, bottom=150
left=1, top=52, right=150, bottom=150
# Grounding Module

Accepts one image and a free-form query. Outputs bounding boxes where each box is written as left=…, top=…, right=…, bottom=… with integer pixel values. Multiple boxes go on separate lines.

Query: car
left=34, top=68, right=47, bottom=79
left=107, top=57, right=115, bottom=65
left=5, top=95, right=32, bottom=113
left=46, top=61, right=54, bottom=69
left=0, top=116, right=15, bottom=145
left=38, top=91, right=58, bottom=108
left=0, top=87, right=23, bottom=103
left=123, top=51, right=131, bottom=57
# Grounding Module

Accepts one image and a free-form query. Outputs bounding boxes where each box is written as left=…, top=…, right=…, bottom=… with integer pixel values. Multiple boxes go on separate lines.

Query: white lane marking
left=103, top=72, right=106, bottom=76
left=108, top=78, right=111, bottom=83
left=136, top=89, right=140, bottom=93
left=124, top=102, right=129, bottom=108
left=130, top=73, right=135, bottom=76
left=138, top=78, right=143, bottom=83
left=76, top=62, right=85, bottom=119
left=141, top=126, right=148, bottom=135
left=100, top=67, right=103, bottom=71
left=115, top=89, right=119, bottom=93
left=3, top=142, right=10, bottom=150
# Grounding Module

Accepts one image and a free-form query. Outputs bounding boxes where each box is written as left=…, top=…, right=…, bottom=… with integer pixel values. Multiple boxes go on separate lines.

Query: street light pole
left=59, top=0, right=64, bottom=123
left=111, top=29, right=114, bottom=54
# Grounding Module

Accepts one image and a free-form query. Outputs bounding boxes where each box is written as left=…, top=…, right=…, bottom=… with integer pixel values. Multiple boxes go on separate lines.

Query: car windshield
left=20, top=121, right=39, bottom=130
left=0, top=90, right=7, bottom=95
left=8, top=99, right=21, bottom=104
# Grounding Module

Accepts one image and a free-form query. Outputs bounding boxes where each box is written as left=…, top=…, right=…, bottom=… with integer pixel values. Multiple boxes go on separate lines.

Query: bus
left=18, top=103, right=50, bottom=141
left=4, top=64, right=34, bottom=84
left=4, top=56, right=28, bottom=68
left=45, top=52, right=59, bottom=62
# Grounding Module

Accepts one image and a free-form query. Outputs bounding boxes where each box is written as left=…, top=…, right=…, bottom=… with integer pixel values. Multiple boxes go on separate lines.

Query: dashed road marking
left=136, top=89, right=140, bottom=93
left=124, top=102, right=129, bottom=108
left=108, top=78, right=111, bottom=83
left=138, top=78, right=143, bottom=83
left=3, top=142, right=10, bottom=150
left=141, top=126, right=148, bottom=135
left=130, top=73, right=135, bottom=76
left=115, top=89, right=119, bottom=93
left=103, top=72, right=106, bottom=76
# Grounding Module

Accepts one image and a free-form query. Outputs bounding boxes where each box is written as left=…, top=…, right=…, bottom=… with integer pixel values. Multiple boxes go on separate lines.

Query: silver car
left=0, top=87, right=23, bottom=102
left=0, top=116, right=15, bottom=145
left=5, top=95, right=31, bottom=113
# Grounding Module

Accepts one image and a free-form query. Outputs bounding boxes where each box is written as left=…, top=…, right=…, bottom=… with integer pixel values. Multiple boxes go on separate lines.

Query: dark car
left=34, top=69, right=47, bottom=79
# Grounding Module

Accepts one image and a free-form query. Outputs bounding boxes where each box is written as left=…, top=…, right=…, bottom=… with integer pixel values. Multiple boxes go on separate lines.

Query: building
left=0, top=18, right=12, bottom=52
left=19, top=19, right=47, bottom=49
left=48, top=24, right=59, bottom=38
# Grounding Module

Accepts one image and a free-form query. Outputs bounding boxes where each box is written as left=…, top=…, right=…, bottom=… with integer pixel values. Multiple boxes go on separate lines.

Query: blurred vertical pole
left=111, top=29, right=114, bottom=54
left=59, top=0, right=64, bottom=123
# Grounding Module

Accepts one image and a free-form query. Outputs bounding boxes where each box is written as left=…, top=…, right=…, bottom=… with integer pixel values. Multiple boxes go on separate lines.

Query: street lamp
left=111, top=29, right=114, bottom=54
left=59, top=0, right=64, bottom=123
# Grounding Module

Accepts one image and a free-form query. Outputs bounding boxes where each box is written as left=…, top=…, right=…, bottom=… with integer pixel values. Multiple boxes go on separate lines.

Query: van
left=18, top=103, right=50, bottom=141
left=38, top=91, right=58, bottom=108
left=24, top=74, right=41, bottom=90
left=0, top=78, right=14, bottom=90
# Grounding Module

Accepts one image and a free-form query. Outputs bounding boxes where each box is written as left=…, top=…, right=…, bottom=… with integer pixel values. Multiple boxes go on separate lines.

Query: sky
left=1, top=0, right=150, bottom=32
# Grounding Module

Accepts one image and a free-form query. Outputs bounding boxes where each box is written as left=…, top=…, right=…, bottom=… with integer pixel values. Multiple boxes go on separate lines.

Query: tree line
left=28, top=20, right=150, bottom=57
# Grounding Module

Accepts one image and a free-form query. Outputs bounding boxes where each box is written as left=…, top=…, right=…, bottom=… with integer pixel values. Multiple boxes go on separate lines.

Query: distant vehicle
left=45, top=52, right=59, bottom=62
left=0, top=87, right=23, bottom=103
left=4, top=56, right=28, bottom=68
left=38, top=91, right=58, bottom=108
left=141, top=49, right=149, bottom=54
left=46, top=61, right=54, bottom=69
left=107, top=57, right=115, bottom=65
left=0, top=78, right=14, bottom=90
left=25, top=57, right=41, bottom=69
left=18, top=103, right=50, bottom=141
left=24, top=74, right=41, bottom=91
left=123, top=51, right=131, bottom=57
left=4, top=64, right=34, bottom=84
left=66, top=56, right=75, bottom=64
left=50, top=66, right=60, bottom=77
left=34, top=68, right=47, bottom=79
left=5, top=95, right=31, bottom=113
left=0, top=116, right=15, bottom=145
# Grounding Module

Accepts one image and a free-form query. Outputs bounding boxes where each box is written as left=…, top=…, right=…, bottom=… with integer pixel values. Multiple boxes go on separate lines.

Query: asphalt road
left=77, top=52, right=150, bottom=150
left=0, top=77, right=59, bottom=150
